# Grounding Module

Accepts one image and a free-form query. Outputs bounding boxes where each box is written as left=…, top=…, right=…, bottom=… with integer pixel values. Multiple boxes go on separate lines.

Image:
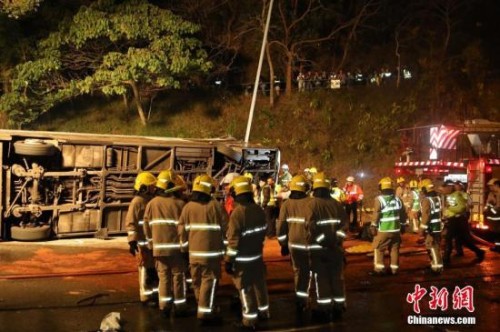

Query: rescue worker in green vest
left=260, top=176, right=278, bottom=238
left=418, top=179, right=444, bottom=274
left=370, top=177, right=407, bottom=276
left=225, top=176, right=270, bottom=329
left=485, top=178, right=500, bottom=251
left=454, top=181, right=473, bottom=256
left=126, top=171, right=158, bottom=305
left=276, top=174, right=314, bottom=314
left=330, top=178, right=346, bottom=204
left=143, top=170, right=188, bottom=317
left=178, top=174, right=228, bottom=325
left=404, top=180, right=421, bottom=233
left=307, top=172, right=349, bottom=322
left=442, top=180, right=485, bottom=265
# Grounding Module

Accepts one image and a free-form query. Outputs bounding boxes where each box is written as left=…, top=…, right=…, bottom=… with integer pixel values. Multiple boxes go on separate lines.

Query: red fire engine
left=394, top=119, right=500, bottom=248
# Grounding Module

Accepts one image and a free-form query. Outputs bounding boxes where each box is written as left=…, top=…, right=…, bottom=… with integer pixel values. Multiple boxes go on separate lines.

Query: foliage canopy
left=0, top=0, right=211, bottom=127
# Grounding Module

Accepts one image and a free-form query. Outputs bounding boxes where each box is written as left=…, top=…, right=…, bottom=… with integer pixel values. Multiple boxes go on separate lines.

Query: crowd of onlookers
left=235, top=67, right=413, bottom=95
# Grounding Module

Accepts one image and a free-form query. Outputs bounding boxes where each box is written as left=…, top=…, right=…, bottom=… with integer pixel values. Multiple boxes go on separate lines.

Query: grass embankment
left=31, top=83, right=422, bottom=204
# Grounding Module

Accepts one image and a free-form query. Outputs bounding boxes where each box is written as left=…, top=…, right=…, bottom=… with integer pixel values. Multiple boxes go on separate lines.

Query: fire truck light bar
left=395, top=161, right=465, bottom=167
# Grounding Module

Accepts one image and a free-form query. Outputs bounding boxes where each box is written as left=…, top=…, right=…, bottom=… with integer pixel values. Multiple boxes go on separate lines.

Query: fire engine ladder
left=467, top=163, right=485, bottom=224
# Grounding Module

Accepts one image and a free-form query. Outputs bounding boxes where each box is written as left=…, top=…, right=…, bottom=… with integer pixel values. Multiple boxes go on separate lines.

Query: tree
left=266, top=0, right=380, bottom=95
left=0, top=0, right=211, bottom=127
left=0, top=0, right=42, bottom=18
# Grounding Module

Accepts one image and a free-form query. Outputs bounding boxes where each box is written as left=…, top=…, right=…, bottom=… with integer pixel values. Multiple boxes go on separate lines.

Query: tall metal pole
left=244, top=0, right=274, bottom=145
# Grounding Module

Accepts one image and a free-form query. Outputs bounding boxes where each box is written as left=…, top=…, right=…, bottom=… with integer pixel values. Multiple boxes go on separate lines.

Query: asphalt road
left=0, top=234, right=498, bottom=332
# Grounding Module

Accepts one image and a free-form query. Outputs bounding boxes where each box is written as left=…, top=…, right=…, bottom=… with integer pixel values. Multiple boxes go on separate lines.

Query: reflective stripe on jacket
left=143, top=195, right=186, bottom=257
left=374, top=195, right=404, bottom=232
left=420, top=196, right=442, bottom=233
left=178, top=199, right=228, bottom=264
left=126, top=195, right=151, bottom=244
left=276, top=197, right=313, bottom=248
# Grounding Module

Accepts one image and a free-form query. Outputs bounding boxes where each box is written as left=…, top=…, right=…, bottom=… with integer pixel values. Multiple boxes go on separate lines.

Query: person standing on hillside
left=343, top=176, right=364, bottom=232
left=178, top=174, right=228, bottom=325
left=143, top=170, right=188, bottom=317
left=225, top=175, right=270, bottom=329
left=126, top=172, right=158, bottom=306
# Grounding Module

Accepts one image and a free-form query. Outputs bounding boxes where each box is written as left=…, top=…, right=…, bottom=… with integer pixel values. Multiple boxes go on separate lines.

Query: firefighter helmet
left=192, top=174, right=214, bottom=195
left=397, top=177, right=405, bottom=184
left=379, top=177, right=393, bottom=190
left=419, top=178, right=434, bottom=192
left=309, top=167, right=318, bottom=174
left=313, top=172, right=331, bottom=189
left=134, top=172, right=156, bottom=191
left=487, top=178, right=499, bottom=186
left=409, top=180, right=418, bottom=189
left=289, top=175, right=307, bottom=192
left=282, top=164, right=289, bottom=170
left=243, top=172, right=253, bottom=181
left=230, top=176, right=253, bottom=195
left=346, top=176, right=355, bottom=182
left=156, top=170, right=175, bottom=190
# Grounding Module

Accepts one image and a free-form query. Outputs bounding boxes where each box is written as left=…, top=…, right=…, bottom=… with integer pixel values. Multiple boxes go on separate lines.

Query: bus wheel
left=10, top=225, right=51, bottom=241
left=13, top=139, right=57, bottom=157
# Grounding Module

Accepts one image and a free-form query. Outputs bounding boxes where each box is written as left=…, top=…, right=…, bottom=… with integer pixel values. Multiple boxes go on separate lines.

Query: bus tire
left=10, top=225, right=51, bottom=241
left=13, top=140, right=56, bottom=157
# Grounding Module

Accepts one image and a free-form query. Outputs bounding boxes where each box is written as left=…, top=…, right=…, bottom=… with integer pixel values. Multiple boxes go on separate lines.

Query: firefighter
left=442, top=181, right=485, bottom=265
left=279, top=164, right=293, bottom=187
left=404, top=180, right=421, bottom=233
left=418, top=179, right=444, bottom=274
left=126, top=171, right=158, bottom=305
left=178, top=174, right=228, bottom=324
left=330, top=178, right=346, bottom=203
left=225, top=176, right=270, bottom=329
left=395, top=177, right=406, bottom=199
left=260, top=176, right=278, bottom=238
left=370, top=177, right=407, bottom=276
left=343, top=176, right=364, bottom=232
left=307, top=172, right=349, bottom=321
left=276, top=174, right=314, bottom=313
left=143, top=170, right=188, bottom=316
left=485, top=178, right=500, bottom=251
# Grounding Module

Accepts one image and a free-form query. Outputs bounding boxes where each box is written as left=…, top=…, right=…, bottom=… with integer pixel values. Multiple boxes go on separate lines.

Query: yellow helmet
left=397, top=176, right=405, bottom=184
left=313, top=172, right=331, bottom=189
left=409, top=180, right=418, bottom=189
left=156, top=170, right=176, bottom=190
left=309, top=167, right=318, bottom=174
left=172, top=174, right=187, bottom=193
left=243, top=172, right=253, bottom=181
left=419, top=178, right=434, bottom=192
left=230, top=176, right=253, bottom=195
left=289, top=175, right=307, bottom=192
left=487, top=178, right=499, bottom=186
left=379, top=177, right=393, bottom=190
left=192, top=174, right=215, bottom=195
left=134, top=172, right=156, bottom=191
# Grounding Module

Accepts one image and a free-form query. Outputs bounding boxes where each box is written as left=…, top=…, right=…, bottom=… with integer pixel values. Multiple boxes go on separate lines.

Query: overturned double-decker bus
left=0, top=130, right=280, bottom=241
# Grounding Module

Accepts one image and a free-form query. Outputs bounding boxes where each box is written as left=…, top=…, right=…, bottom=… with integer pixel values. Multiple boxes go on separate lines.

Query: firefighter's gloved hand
left=418, top=229, right=425, bottom=238
left=225, top=262, right=234, bottom=275
left=128, top=241, right=139, bottom=257
left=400, top=224, right=407, bottom=234
left=369, top=226, right=378, bottom=237
left=280, top=245, right=290, bottom=256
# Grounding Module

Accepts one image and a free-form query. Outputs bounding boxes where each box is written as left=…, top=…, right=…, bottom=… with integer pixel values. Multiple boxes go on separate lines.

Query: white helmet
left=282, top=164, right=289, bottom=170
left=346, top=176, right=355, bottom=182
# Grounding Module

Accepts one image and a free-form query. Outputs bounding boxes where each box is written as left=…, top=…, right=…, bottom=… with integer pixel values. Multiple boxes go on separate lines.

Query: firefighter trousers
left=232, top=259, right=269, bottom=326
left=290, top=248, right=311, bottom=305
left=309, top=247, right=346, bottom=312
left=425, top=233, right=443, bottom=272
left=444, top=217, right=482, bottom=261
left=155, top=254, right=188, bottom=311
left=190, top=261, right=221, bottom=319
left=372, top=232, right=401, bottom=273
left=137, top=246, right=156, bottom=302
